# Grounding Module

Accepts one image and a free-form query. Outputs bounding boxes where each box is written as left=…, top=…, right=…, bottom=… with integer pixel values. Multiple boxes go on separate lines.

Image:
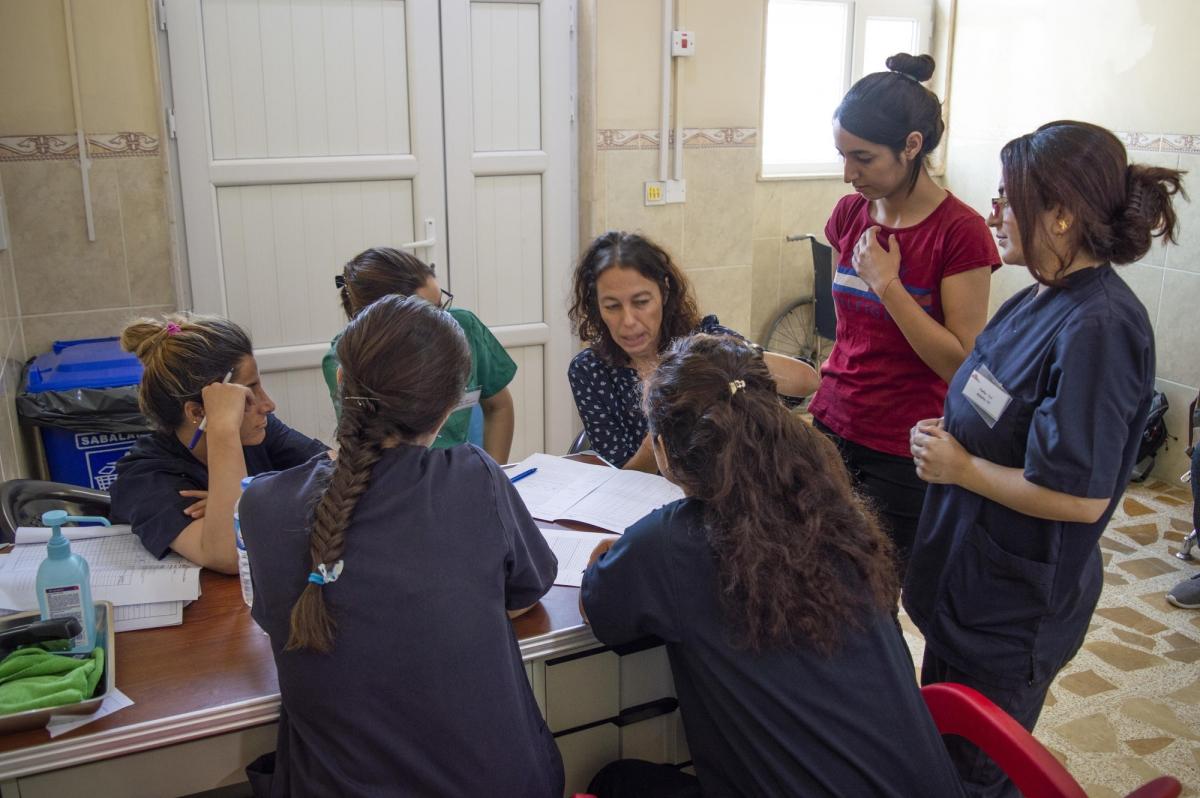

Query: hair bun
left=885, top=52, right=935, bottom=82
left=120, top=318, right=170, bottom=361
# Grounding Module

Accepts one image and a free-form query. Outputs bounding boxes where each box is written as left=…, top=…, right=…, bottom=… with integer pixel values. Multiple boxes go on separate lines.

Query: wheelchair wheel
left=766, top=298, right=818, bottom=362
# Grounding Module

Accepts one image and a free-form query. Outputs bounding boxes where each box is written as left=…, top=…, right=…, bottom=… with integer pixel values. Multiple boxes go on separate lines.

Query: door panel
left=202, top=0, right=412, bottom=159
left=506, top=345, right=545, bottom=460
left=470, top=2, right=542, bottom=152
left=216, top=180, right=416, bottom=348
left=443, top=0, right=576, bottom=454
left=474, top=175, right=543, bottom=326
left=168, top=0, right=573, bottom=452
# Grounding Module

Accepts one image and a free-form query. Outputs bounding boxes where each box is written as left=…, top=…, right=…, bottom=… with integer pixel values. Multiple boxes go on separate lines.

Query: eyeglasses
left=334, top=274, right=346, bottom=289
left=990, top=196, right=1010, bottom=216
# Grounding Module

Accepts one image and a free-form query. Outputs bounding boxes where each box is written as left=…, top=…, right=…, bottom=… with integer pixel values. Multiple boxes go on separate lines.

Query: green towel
left=0, top=646, right=105, bottom=714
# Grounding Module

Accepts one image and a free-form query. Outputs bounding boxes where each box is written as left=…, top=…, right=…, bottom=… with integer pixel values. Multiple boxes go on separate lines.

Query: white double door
left=166, top=0, right=577, bottom=457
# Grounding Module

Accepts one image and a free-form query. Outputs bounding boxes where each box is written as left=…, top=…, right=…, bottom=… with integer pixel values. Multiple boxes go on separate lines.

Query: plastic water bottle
left=233, top=476, right=255, bottom=608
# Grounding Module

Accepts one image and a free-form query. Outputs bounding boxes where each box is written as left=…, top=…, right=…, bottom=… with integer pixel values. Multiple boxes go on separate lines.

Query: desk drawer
left=555, top=723, right=619, bottom=797
left=544, top=648, right=619, bottom=733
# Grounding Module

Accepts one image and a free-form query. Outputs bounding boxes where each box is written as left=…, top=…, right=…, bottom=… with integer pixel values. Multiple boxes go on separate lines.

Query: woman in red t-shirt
left=808, top=53, right=998, bottom=575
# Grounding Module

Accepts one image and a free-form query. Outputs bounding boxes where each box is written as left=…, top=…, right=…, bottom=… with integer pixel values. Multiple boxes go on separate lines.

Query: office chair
left=0, top=479, right=112, bottom=544
left=921, top=683, right=1181, bottom=798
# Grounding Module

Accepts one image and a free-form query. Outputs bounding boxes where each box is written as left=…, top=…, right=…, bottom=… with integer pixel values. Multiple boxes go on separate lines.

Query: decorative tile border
left=1114, top=131, right=1200, bottom=155
left=0, top=132, right=160, bottom=162
left=597, top=127, right=757, bottom=151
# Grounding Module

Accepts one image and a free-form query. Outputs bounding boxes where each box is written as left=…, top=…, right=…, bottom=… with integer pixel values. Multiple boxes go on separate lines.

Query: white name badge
left=962, top=365, right=1011, bottom=428
left=453, top=388, right=482, bottom=414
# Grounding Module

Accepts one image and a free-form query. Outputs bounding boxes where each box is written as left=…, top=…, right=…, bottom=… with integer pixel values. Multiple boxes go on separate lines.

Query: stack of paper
left=512, top=453, right=685, bottom=534
left=0, top=526, right=200, bottom=632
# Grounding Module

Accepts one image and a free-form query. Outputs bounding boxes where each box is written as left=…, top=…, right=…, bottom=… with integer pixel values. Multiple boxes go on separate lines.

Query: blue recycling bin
left=16, top=338, right=150, bottom=492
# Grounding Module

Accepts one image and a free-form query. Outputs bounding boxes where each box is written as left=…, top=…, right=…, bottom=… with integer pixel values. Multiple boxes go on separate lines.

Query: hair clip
left=343, top=395, right=378, bottom=412
left=334, top=274, right=346, bottom=289
left=166, top=322, right=181, bottom=336
left=308, top=560, right=344, bottom=586
left=728, top=379, right=746, bottom=396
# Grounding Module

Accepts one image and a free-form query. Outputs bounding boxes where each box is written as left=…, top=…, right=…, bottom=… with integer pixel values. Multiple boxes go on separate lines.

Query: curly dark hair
left=645, top=334, right=899, bottom=654
left=568, top=231, right=701, bottom=366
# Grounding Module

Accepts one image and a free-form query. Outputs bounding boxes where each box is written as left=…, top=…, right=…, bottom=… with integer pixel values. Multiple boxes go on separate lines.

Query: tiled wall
left=0, top=0, right=174, bottom=481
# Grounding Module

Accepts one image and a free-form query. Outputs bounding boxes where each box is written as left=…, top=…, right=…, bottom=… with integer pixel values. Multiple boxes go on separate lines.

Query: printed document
left=512, top=454, right=684, bottom=533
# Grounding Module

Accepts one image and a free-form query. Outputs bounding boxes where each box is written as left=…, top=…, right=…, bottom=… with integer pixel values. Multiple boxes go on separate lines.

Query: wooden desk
left=0, top=571, right=607, bottom=795
left=0, top=456, right=687, bottom=796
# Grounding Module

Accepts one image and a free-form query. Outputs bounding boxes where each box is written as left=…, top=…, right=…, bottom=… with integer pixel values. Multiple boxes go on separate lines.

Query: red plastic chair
left=921, top=683, right=1181, bottom=798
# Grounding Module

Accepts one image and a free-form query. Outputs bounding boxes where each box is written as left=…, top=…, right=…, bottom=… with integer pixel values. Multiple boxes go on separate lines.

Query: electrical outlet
left=644, top=181, right=666, bottom=206
left=664, top=179, right=687, bottom=204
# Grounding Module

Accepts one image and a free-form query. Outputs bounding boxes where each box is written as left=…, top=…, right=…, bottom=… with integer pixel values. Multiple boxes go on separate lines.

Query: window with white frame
left=761, top=0, right=934, bottom=177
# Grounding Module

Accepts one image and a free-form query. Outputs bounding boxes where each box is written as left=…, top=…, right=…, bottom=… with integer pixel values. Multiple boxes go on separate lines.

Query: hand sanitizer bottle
left=36, top=510, right=110, bottom=654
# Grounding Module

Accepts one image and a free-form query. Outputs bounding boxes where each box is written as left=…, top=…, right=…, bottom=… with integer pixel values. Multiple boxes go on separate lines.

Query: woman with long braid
left=580, top=334, right=961, bottom=797
left=239, top=295, right=562, bottom=797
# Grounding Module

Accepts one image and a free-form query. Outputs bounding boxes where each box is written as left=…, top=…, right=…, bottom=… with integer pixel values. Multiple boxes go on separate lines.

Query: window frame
left=759, top=0, right=935, bottom=180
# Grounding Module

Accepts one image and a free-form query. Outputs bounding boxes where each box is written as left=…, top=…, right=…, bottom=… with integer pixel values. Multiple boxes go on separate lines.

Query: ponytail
left=1109, top=164, right=1186, bottom=265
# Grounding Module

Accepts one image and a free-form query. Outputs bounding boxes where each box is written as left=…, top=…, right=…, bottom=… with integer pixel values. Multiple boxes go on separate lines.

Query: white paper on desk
left=539, top=526, right=617, bottom=588
left=556, top=469, right=685, bottom=534
left=510, top=453, right=616, bottom=521
left=0, top=534, right=201, bottom=611
left=113, top=601, right=183, bottom=631
left=12, top=524, right=132, bottom=545
left=46, top=688, right=134, bottom=739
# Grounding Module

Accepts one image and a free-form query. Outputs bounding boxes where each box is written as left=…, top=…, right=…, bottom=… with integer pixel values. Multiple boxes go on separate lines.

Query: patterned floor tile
left=1084, top=641, right=1168, bottom=671
left=1126, top=737, right=1174, bottom=755
left=1059, top=669, right=1118, bottom=697
left=1115, top=522, right=1161, bottom=545
left=1094, top=607, right=1170, bottom=635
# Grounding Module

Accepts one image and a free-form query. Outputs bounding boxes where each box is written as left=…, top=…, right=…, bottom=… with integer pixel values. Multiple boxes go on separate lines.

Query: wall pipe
left=659, top=0, right=673, bottom=182
left=672, top=0, right=684, bottom=181
left=62, top=0, right=96, bottom=242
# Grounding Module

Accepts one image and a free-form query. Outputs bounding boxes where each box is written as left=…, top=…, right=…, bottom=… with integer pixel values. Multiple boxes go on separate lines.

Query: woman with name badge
left=580, top=334, right=962, bottom=798
left=109, top=315, right=329, bottom=572
left=568, top=231, right=820, bottom=472
left=325, top=246, right=517, bottom=464
left=809, top=53, right=998, bottom=573
left=906, top=121, right=1182, bottom=797
left=240, top=295, right=561, bottom=797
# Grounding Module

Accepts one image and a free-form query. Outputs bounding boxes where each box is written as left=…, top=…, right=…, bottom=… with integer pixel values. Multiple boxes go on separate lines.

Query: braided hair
left=286, top=294, right=470, bottom=653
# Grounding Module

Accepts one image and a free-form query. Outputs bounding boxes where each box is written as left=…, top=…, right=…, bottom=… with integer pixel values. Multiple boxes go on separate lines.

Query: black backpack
left=1130, top=391, right=1170, bottom=483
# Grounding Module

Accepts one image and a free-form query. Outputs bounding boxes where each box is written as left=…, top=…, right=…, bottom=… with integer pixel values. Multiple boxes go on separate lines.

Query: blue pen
left=188, top=370, right=235, bottom=450
left=509, top=467, right=537, bottom=484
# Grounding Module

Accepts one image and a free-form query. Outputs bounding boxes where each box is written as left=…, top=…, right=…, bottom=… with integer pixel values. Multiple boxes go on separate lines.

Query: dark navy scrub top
left=110, top=415, right=328, bottom=558
left=904, top=264, right=1155, bottom=689
left=239, top=444, right=563, bottom=798
left=583, top=499, right=964, bottom=798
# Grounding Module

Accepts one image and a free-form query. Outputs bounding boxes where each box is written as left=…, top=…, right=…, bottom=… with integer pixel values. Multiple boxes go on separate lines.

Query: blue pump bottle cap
left=41, top=510, right=71, bottom=559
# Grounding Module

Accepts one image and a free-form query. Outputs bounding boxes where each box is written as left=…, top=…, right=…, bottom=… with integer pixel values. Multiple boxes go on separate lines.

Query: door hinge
left=156, top=0, right=167, bottom=31
left=166, top=108, right=177, bottom=140
left=569, top=92, right=576, bottom=124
